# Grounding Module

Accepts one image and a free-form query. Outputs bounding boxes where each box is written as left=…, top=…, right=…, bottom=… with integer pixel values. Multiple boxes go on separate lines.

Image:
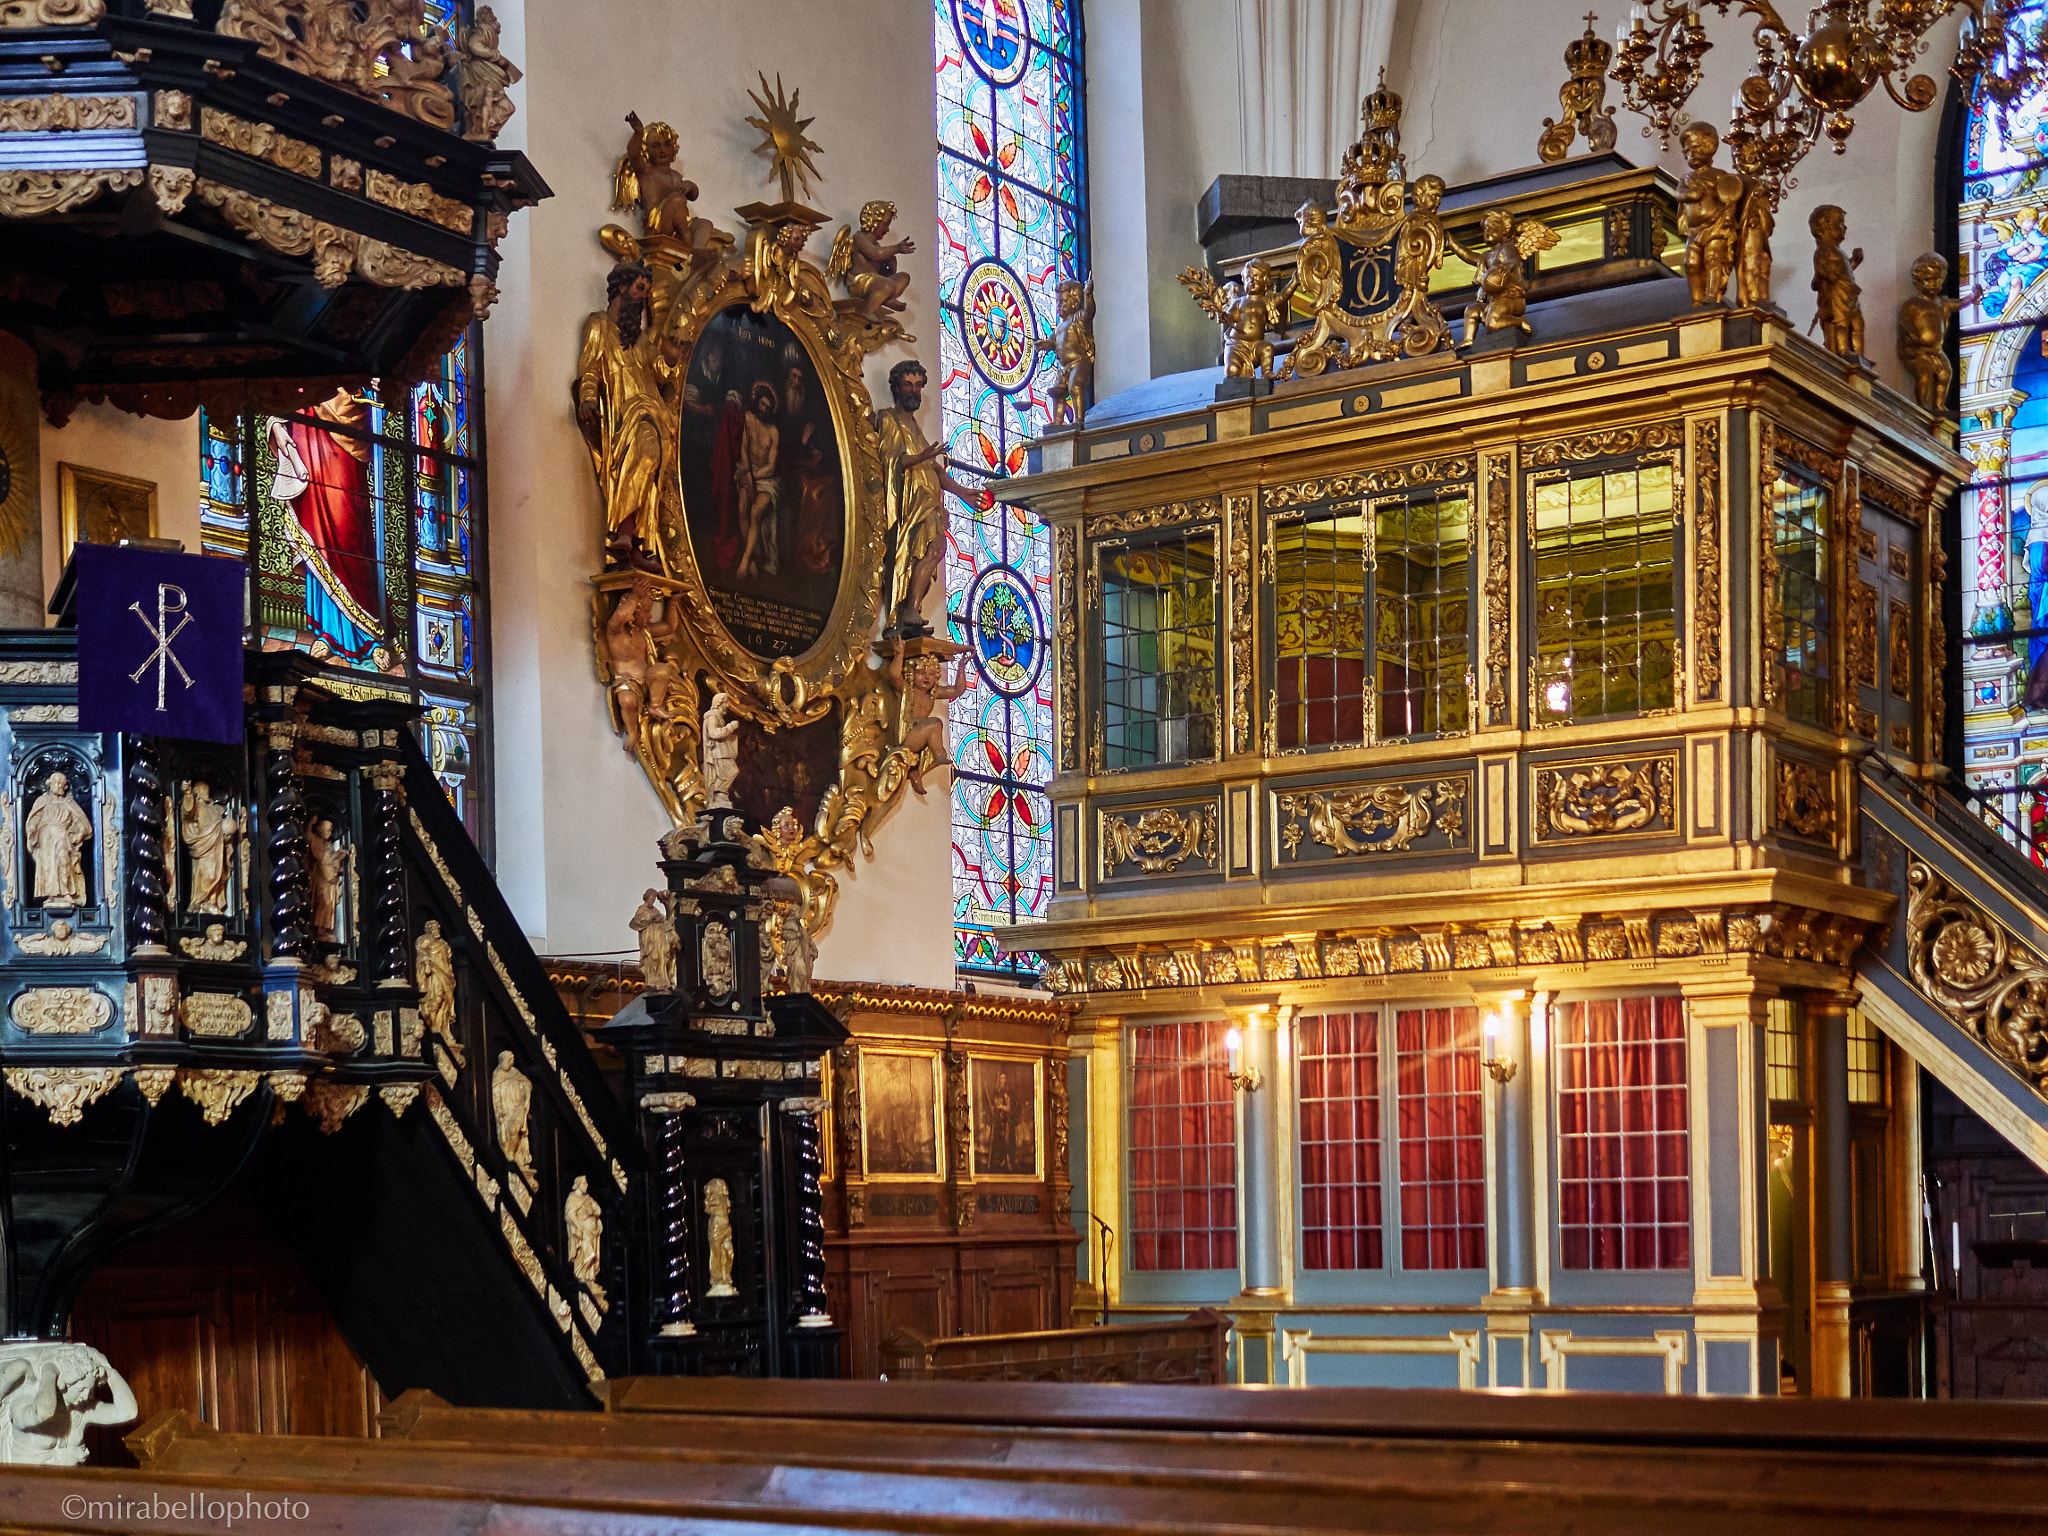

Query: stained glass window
left=1959, top=23, right=2048, bottom=838
left=200, top=328, right=489, bottom=847
left=935, top=0, right=1086, bottom=983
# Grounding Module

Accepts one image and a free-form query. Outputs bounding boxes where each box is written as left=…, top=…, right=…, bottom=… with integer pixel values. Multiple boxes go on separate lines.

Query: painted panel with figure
left=970, top=1054, right=1041, bottom=1180
left=860, top=1049, right=944, bottom=1179
left=678, top=305, right=847, bottom=660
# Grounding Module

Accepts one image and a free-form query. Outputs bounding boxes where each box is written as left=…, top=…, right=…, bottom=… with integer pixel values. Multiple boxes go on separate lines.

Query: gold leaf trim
left=1262, top=457, right=1474, bottom=509
left=0, top=94, right=134, bottom=132
left=1524, top=421, right=1680, bottom=467
left=200, top=106, right=320, bottom=177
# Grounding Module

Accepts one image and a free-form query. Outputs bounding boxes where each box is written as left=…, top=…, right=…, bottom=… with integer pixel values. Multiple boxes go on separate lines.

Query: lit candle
left=1225, top=1026, right=1243, bottom=1077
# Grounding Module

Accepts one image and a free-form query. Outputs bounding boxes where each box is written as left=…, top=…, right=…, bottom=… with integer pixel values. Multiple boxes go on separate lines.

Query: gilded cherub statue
left=1898, top=251, right=1971, bottom=414
left=1034, top=278, right=1095, bottom=427
left=1807, top=205, right=1865, bottom=361
left=828, top=200, right=916, bottom=328
left=890, top=649, right=970, bottom=797
left=1180, top=257, right=1291, bottom=379
left=1284, top=204, right=1375, bottom=377
left=1678, top=122, right=1772, bottom=309
left=1462, top=207, right=1560, bottom=344
left=612, top=113, right=728, bottom=272
left=1385, top=175, right=1474, bottom=358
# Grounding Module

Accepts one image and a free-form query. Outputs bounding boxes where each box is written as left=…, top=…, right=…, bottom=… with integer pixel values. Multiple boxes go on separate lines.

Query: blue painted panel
left=1708, top=1022, right=1744, bottom=1276
left=1703, top=1338, right=1753, bottom=1395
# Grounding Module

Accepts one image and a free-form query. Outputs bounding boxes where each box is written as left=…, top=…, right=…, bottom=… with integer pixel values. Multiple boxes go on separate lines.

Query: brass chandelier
left=1608, top=0, right=2046, bottom=201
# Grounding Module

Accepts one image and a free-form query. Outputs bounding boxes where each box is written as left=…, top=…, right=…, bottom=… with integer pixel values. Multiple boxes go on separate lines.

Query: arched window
left=1958, top=25, right=2048, bottom=856
left=935, top=0, right=1086, bottom=983
left=200, top=328, right=490, bottom=849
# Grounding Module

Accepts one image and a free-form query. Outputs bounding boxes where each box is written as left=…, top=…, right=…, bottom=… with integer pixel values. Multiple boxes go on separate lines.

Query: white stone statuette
left=0, top=1342, right=137, bottom=1465
left=630, top=889, right=678, bottom=993
left=491, top=1049, right=537, bottom=1189
left=24, top=772, right=91, bottom=909
left=306, top=815, right=343, bottom=939
left=180, top=782, right=239, bottom=916
left=701, top=692, right=740, bottom=810
left=565, top=1174, right=607, bottom=1309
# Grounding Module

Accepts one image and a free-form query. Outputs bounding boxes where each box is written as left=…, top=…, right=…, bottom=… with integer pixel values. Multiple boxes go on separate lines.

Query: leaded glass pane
left=1530, top=462, right=1677, bottom=724
left=1771, top=474, right=1831, bottom=726
left=937, top=0, right=1084, bottom=981
left=1100, top=531, right=1219, bottom=768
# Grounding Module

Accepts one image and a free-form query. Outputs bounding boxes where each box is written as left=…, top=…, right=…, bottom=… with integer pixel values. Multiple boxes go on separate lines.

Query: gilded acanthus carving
left=180, top=1069, right=261, bottom=1125
left=11, top=987, right=113, bottom=1035
left=1775, top=759, right=1836, bottom=839
left=1276, top=779, right=1468, bottom=858
left=192, top=180, right=464, bottom=294
left=303, top=1080, right=370, bottom=1134
left=1482, top=454, right=1511, bottom=726
left=1084, top=500, right=1221, bottom=538
left=1758, top=428, right=1784, bottom=710
left=1100, top=804, right=1218, bottom=876
left=1849, top=577, right=1879, bottom=689
left=200, top=108, right=321, bottom=177
left=365, top=169, right=474, bottom=234
left=1056, top=523, right=1079, bottom=774
left=0, top=95, right=134, bottom=132
left=1524, top=422, right=1681, bottom=467
left=0, top=169, right=142, bottom=219
left=1226, top=495, right=1253, bottom=755
left=1908, top=858, right=2048, bottom=1094
left=217, top=0, right=461, bottom=133
left=1693, top=418, right=1723, bottom=701
left=1535, top=757, right=1676, bottom=840
left=1929, top=544, right=1948, bottom=757
left=5, top=1067, right=122, bottom=1128
left=0, top=0, right=102, bottom=26
left=1262, top=458, right=1474, bottom=510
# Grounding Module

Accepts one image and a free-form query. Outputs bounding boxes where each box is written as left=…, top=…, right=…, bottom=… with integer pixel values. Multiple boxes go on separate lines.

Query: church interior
left=0, top=0, right=2042, bottom=1526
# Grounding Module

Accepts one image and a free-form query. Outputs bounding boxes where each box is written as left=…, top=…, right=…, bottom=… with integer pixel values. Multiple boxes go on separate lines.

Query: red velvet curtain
left=1556, top=996, right=1690, bottom=1270
left=1298, top=1012, right=1382, bottom=1269
left=1395, top=1008, right=1485, bottom=1269
left=1277, top=657, right=1367, bottom=748
left=1130, top=1022, right=1237, bottom=1271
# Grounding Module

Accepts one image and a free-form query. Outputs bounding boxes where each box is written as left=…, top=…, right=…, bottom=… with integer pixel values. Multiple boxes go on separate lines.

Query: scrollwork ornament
left=1084, top=499, right=1222, bottom=538
left=1908, top=859, right=2048, bottom=1092
left=0, top=0, right=103, bottom=26
left=1262, top=459, right=1473, bottom=511
left=5, top=1067, right=122, bottom=1128
left=1536, top=757, right=1677, bottom=839
left=1276, top=782, right=1453, bottom=858
left=1227, top=495, right=1253, bottom=755
left=1775, top=759, right=1835, bottom=839
left=1524, top=422, right=1681, bottom=468
left=1483, top=455, right=1511, bottom=725
left=1100, top=804, right=1218, bottom=876
left=1693, top=418, right=1723, bottom=701
left=1056, top=522, right=1079, bottom=774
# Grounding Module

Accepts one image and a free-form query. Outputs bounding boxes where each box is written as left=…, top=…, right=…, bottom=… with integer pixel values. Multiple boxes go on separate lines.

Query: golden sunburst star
left=744, top=71, right=825, bottom=205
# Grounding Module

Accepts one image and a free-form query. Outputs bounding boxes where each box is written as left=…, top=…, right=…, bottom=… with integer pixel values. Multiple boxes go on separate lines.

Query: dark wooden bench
left=878, top=1309, right=1228, bottom=1382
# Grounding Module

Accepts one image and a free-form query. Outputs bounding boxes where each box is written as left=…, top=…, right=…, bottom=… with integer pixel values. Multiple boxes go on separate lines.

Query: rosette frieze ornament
left=583, top=87, right=972, bottom=948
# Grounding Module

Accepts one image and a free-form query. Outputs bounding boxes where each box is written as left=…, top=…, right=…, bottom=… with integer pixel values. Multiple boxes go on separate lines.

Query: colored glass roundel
left=953, top=0, right=1030, bottom=88
left=968, top=563, right=1042, bottom=695
left=961, top=260, right=1036, bottom=393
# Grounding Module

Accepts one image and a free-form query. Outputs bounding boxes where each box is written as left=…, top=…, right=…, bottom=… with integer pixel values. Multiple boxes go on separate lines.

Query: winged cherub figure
left=1463, top=207, right=1560, bottom=344
left=1179, top=257, right=1292, bottom=380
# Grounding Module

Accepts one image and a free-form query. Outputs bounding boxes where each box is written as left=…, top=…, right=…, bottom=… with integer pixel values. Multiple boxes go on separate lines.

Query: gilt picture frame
left=859, top=1047, right=945, bottom=1181
left=969, top=1054, right=1043, bottom=1181
left=58, top=463, right=157, bottom=555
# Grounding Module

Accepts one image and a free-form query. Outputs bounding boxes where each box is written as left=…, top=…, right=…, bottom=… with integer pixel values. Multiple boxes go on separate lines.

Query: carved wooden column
left=943, top=1006, right=973, bottom=1231
left=785, top=1097, right=833, bottom=1329
left=646, top=1091, right=697, bottom=1338
left=365, top=759, right=411, bottom=989
left=122, top=736, right=169, bottom=955
left=1807, top=990, right=1857, bottom=1397
left=261, top=718, right=312, bottom=963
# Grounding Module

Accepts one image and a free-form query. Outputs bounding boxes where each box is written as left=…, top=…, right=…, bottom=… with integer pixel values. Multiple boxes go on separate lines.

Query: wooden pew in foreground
left=2, top=1376, right=2024, bottom=1536
left=879, top=1309, right=1228, bottom=1382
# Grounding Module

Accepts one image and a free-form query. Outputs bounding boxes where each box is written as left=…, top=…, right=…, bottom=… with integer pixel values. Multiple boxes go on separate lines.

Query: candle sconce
left=1483, top=1012, right=1519, bottom=1085
left=1224, top=1026, right=1263, bottom=1093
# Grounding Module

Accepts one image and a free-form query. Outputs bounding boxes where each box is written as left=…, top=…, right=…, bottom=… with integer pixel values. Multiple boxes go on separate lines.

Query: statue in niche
left=0, top=1344, right=136, bottom=1466
left=875, top=360, right=993, bottom=636
left=612, top=114, right=727, bottom=271
left=180, top=783, right=239, bottom=917
left=1034, top=278, right=1095, bottom=426
left=828, top=200, right=917, bottom=328
left=1807, top=205, right=1865, bottom=360
left=701, top=920, right=736, bottom=998
left=701, top=693, right=740, bottom=809
left=890, top=650, right=971, bottom=799
left=577, top=259, right=684, bottom=571
left=1463, top=207, right=1560, bottom=343
left=457, top=4, right=521, bottom=143
left=1898, top=252, right=1973, bottom=414
left=491, top=1049, right=537, bottom=1189
left=631, top=888, right=678, bottom=993
left=415, top=920, right=463, bottom=1071
left=777, top=905, right=816, bottom=994
left=565, top=1174, right=607, bottom=1308
left=25, top=771, right=90, bottom=909
left=703, top=1177, right=739, bottom=1297
left=307, top=816, right=344, bottom=941
left=598, top=574, right=681, bottom=761
left=1179, top=257, right=1291, bottom=378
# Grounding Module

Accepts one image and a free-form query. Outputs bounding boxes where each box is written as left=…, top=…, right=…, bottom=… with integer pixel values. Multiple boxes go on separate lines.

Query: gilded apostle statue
left=875, top=360, right=992, bottom=636
left=576, top=260, right=684, bottom=571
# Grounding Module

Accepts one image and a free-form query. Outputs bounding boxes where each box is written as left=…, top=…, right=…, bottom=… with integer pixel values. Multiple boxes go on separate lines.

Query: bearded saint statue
left=576, top=259, right=684, bottom=571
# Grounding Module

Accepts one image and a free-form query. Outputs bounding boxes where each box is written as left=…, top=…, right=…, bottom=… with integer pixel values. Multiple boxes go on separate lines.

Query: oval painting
left=677, top=305, right=847, bottom=658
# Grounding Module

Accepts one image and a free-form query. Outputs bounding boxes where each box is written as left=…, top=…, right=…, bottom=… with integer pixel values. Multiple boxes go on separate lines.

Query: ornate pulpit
left=599, top=810, right=846, bottom=1378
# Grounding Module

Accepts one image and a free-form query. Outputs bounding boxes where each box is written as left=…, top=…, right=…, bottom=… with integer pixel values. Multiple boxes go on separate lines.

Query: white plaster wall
left=38, top=405, right=200, bottom=612
left=484, top=0, right=955, bottom=985
left=1384, top=0, right=1960, bottom=401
